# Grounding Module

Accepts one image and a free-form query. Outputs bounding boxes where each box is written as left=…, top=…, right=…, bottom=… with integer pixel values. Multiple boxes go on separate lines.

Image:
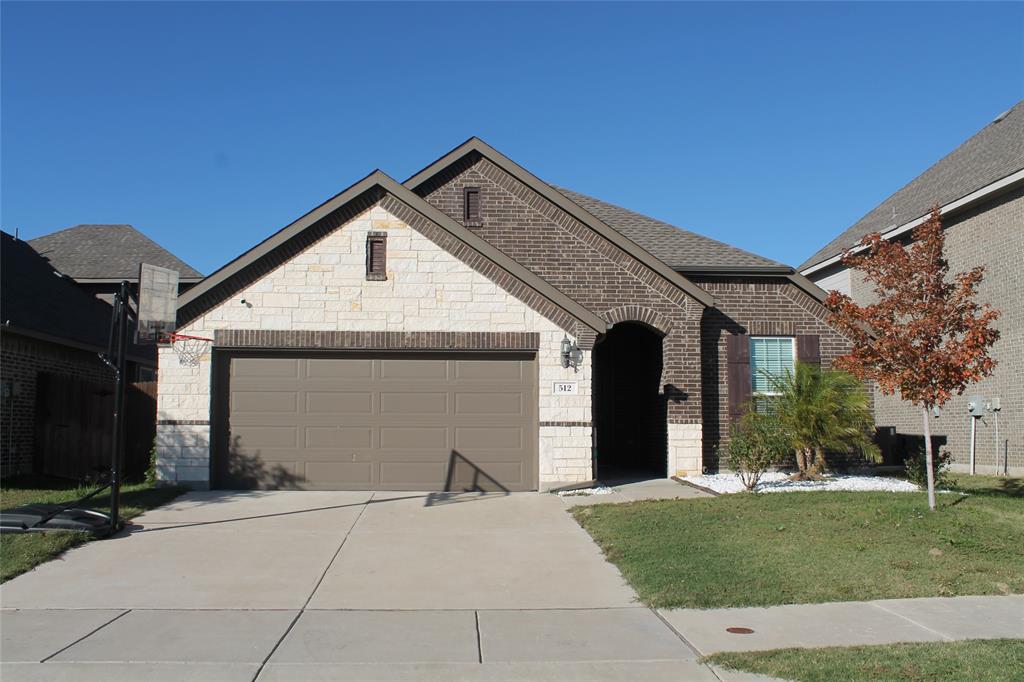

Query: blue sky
left=3, top=2, right=1022, bottom=275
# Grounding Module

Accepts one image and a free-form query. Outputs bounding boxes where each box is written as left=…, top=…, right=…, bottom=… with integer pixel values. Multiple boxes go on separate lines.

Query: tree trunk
left=922, top=405, right=937, bottom=511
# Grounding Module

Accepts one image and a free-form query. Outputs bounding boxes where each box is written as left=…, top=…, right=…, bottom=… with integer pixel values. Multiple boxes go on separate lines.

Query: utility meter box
left=967, top=396, right=985, bottom=418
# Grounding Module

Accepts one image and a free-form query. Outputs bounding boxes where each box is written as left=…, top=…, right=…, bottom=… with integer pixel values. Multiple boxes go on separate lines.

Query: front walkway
left=1, top=489, right=1020, bottom=681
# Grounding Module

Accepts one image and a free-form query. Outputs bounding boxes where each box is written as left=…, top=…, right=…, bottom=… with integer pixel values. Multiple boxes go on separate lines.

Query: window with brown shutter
left=726, top=333, right=751, bottom=422
left=464, top=187, right=481, bottom=226
left=366, top=232, right=387, bottom=281
left=796, top=335, right=821, bottom=366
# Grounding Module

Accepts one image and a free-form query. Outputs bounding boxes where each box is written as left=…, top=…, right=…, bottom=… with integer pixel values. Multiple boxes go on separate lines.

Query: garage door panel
left=221, top=353, right=536, bottom=491
left=232, top=391, right=298, bottom=414
left=379, top=392, right=448, bottom=415
left=455, top=427, right=523, bottom=450
left=379, top=461, right=448, bottom=488
left=454, top=360, right=524, bottom=381
left=304, top=461, right=374, bottom=487
left=232, top=357, right=300, bottom=378
left=379, top=427, right=448, bottom=450
left=306, top=358, right=373, bottom=379
left=305, top=392, right=373, bottom=414
left=379, top=359, right=447, bottom=380
left=233, top=425, right=298, bottom=448
left=454, top=392, right=523, bottom=416
left=305, top=427, right=373, bottom=449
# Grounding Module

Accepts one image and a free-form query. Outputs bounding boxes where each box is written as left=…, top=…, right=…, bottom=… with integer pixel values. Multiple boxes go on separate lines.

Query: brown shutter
left=796, top=335, right=820, bottom=366
left=366, top=234, right=387, bottom=281
left=464, top=187, right=481, bottom=223
left=727, top=334, right=751, bottom=421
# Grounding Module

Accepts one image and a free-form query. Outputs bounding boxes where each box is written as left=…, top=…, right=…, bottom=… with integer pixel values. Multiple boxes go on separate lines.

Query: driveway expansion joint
left=38, top=609, right=131, bottom=663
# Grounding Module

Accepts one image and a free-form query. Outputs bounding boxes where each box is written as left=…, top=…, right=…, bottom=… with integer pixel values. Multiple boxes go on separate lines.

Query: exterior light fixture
left=560, top=335, right=583, bottom=372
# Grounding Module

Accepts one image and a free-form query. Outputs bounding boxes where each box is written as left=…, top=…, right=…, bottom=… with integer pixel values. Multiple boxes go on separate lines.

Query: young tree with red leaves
left=824, top=207, right=1000, bottom=510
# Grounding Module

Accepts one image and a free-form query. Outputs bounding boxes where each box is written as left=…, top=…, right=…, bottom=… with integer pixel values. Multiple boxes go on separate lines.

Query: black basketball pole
left=108, top=280, right=131, bottom=533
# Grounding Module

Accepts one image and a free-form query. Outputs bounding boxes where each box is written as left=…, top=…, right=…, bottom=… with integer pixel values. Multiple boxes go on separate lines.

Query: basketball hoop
left=162, top=332, right=213, bottom=367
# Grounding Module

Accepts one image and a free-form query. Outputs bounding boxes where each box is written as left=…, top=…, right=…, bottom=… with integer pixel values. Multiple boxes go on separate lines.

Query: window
left=750, top=336, right=795, bottom=411
left=463, top=186, right=481, bottom=225
left=366, top=232, right=387, bottom=281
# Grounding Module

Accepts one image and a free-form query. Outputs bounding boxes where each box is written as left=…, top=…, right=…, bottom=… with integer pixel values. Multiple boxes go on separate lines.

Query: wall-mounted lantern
left=560, top=335, right=583, bottom=372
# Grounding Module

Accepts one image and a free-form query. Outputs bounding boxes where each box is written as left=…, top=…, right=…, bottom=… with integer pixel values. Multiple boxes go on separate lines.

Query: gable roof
left=176, top=171, right=608, bottom=334
left=1, top=231, right=142, bottom=357
left=553, top=187, right=790, bottom=273
left=404, top=137, right=716, bottom=307
left=29, top=224, right=203, bottom=282
left=801, top=100, right=1024, bottom=272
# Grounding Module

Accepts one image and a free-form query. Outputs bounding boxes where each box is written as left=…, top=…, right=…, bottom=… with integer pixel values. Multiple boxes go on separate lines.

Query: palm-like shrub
left=759, top=362, right=879, bottom=479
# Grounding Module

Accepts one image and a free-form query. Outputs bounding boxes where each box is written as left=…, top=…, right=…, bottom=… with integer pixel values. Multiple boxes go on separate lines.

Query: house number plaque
left=553, top=381, right=578, bottom=395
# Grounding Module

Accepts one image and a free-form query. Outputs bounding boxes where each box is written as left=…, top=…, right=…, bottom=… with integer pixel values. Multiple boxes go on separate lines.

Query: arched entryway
left=593, top=322, right=667, bottom=481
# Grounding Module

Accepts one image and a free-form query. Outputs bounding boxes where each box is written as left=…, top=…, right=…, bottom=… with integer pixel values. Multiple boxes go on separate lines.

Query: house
left=27, top=224, right=204, bottom=379
left=1, top=226, right=201, bottom=478
left=156, top=138, right=851, bottom=491
left=801, top=101, right=1023, bottom=475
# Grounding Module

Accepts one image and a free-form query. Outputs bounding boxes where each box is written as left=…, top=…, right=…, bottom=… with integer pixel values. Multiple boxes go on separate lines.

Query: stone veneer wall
left=846, top=187, right=1023, bottom=474
left=156, top=204, right=594, bottom=489
left=420, top=156, right=704, bottom=475
left=694, top=277, right=853, bottom=471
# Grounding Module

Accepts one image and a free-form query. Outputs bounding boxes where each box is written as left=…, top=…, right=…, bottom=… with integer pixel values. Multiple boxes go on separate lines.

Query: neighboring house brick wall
left=420, top=156, right=705, bottom=474
left=0, top=332, right=112, bottom=476
left=693, top=277, right=853, bottom=471
left=157, top=204, right=592, bottom=488
left=843, top=187, right=1024, bottom=474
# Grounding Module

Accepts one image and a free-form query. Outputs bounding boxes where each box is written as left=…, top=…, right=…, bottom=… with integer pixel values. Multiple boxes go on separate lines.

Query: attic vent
left=993, top=108, right=1011, bottom=124
left=366, top=232, right=387, bottom=281
left=464, top=187, right=482, bottom=226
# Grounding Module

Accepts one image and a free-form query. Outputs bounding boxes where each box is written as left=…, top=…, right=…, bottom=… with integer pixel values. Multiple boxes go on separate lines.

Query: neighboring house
left=27, top=224, right=204, bottom=378
left=0, top=233, right=148, bottom=476
left=801, top=101, right=1024, bottom=475
left=157, top=138, right=850, bottom=491
left=1, top=226, right=201, bottom=478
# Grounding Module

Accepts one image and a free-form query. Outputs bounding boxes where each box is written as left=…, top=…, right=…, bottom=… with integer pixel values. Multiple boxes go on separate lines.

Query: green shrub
left=144, top=441, right=157, bottom=486
left=905, top=446, right=955, bottom=490
left=726, top=412, right=791, bottom=490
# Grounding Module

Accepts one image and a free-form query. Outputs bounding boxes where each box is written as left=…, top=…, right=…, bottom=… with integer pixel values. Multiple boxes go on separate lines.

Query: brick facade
left=844, top=187, right=1024, bottom=474
left=0, top=332, right=113, bottom=476
left=693, top=277, right=854, bottom=470
left=419, top=155, right=705, bottom=473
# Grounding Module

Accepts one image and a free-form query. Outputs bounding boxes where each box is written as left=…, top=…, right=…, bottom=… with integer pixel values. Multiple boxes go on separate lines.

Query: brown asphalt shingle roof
left=800, top=100, right=1024, bottom=271
left=29, top=224, right=202, bottom=281
left=553, top=187, right=789, bottom=272
left=1, top=231, right=117, bottom=350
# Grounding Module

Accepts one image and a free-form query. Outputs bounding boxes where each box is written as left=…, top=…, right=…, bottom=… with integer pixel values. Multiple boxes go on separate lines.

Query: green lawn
left=706, top=639, right=1024, bottom=682
left=571, top=475, right=1024, bottom=609
left=1, top=475, right=184, bottom=582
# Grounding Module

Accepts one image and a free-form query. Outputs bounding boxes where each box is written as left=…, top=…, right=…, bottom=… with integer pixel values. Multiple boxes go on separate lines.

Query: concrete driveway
left=1, top=489, right=717, bottom=681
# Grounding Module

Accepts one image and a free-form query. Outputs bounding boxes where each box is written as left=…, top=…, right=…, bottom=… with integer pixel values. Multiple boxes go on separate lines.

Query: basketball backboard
left=136, top=263, right=179, bottom=344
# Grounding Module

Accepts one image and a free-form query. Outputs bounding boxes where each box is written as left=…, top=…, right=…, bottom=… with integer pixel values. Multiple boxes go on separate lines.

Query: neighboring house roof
left=552, top=187, right=790, bottom=273
left=404, top=137, right=717, bottom=307
left=801, top=100, right=1024, bottom=272
left=1, top=231, right=119, bottom=352
left=176, top=171, right=609, bottom=334
left=28, top=224, right=203, bottom=282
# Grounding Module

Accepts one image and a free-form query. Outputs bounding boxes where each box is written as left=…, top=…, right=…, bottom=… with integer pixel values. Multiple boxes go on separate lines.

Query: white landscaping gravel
left=556, top=485, right=616, bottom=497
left=682, top=472, right=922, bottom=494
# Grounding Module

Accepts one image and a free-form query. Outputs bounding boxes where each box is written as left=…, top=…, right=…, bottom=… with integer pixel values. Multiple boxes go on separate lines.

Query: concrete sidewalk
left=659, top=594, right=1024, bottom=655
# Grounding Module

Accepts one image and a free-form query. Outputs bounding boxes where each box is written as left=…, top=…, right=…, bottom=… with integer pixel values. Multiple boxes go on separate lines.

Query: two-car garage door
left=215, top=352, right=538, bottom=491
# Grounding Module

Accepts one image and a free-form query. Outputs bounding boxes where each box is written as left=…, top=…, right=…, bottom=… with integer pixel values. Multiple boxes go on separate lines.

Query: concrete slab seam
left=253, top=493, right=375, bottom=680
left=38, top=609, right=131, bottom=663
left=868, top=602, right=955, bottom=642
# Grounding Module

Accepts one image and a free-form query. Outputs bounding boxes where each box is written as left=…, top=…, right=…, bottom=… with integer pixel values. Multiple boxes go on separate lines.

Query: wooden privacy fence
left=34, top=374, right=156, bottom=481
